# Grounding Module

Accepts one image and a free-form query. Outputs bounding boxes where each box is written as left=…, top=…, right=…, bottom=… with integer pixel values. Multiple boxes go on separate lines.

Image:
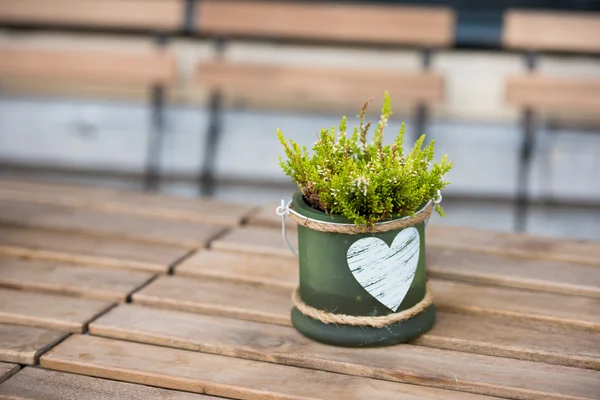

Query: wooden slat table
left=0, top=179, right=599, bottom=400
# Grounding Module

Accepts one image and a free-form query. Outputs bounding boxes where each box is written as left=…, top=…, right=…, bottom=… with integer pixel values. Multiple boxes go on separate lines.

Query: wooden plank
left=0, top=257, right=155, bottom=301
left=0, top=288, right=113, bottom=333
left=92, top=304, right=600, bottom=372
left=0, top=178, right=256, bottom=226
left=0, top=363, right=19, bottom=385
left=0, top=199, right=227, bottom=248
left=133, top=276, right=292, bottom=326
left=0, top=226, right=191, bottom=273
left=176, top=250, right=298, bottom=288
left=42, top=334, right=504, bottom=400
left=426, top=225, right=600, bottom=267
left=413, top=312, right=600, bottom=371
left=197, top=62, right=445, bottom=106
left=197, top=0, right=454, bottom=47
left=0, top=367, right=217, bottom=400
left=505, top=75, right=600, bottom=114
left=427, top=248, right=600, bottom=298
left=433, top=280, right=600, bottom=331
left=503, top=10, right=600, bottom=53
left=133, top=272, right=600, bottom=332
left=0, top=0, right=184, bottom=31
left=211, top=226, right=296, bottom=258
left=0, top=49, right=176, bottom=87
left=0, top=323, right=68, bottom=365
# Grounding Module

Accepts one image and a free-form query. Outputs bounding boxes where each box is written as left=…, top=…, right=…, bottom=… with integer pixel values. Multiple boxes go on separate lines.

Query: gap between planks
left=0, top=288, right=114, bottom=333
left=0, top=362, right=19, bottom=385
left=0, top=323, right=69, bottom=365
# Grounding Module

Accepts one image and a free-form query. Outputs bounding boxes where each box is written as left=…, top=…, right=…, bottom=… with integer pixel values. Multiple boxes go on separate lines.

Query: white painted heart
left=346, top=227, right=420, bottom=311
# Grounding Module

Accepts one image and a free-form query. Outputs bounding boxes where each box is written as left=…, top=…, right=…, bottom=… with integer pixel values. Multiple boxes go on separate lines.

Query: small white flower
left=353, top=176, right=370, bottom=196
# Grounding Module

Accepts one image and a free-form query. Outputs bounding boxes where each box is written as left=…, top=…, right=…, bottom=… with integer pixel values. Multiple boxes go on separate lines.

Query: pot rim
left=291, top=190, right=433, bottom=228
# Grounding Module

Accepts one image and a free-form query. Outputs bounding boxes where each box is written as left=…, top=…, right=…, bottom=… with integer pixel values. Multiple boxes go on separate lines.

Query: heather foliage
left=278, top=92, right=452, bottom=226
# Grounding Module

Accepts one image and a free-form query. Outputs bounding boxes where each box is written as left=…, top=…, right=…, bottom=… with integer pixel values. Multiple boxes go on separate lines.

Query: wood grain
left=197, top=62, right=445, bottom=106
left=0, top=49, right=176, bottom=87
left=505, top=75, right=600, bottom=114
left=0, top=226, right=191, bottom=273
left=0, top=257, right=155, bottom=301
left=175, top=250, right=298, bottom=288
left=0, top=199, right=227, bottom=248
left=0, top=0, right=184, bottom=31
left=132, top=276, right=292, bottom=326
left=91, top=304, right=600, bottom=374
left=86, top=305, right=600, bottom=400
left=197, top=0, right=454, bottom=47
left=427, top=248, right=600, bottom=298
left=432, top=280, right=600, bottom=331
left=0, top=367, right=218, bottom=400
left=0, top=323, right=68, bottom=365
left=42, top=334, right=502, bottom=400
left=211, top=226, right=296, bottom=258
left=426, top=225, right=600, bottom=266
left=0, top=363, right=19, bottom=385
left=0, top=288, right=113, bottom=333
left=0, top=178, right=256, bottom=226
left=503, top=10, right=600, bottom=53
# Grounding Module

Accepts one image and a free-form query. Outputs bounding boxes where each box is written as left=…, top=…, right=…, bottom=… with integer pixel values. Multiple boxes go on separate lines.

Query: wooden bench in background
left=503, top=10, right=600, bottom=232
left=0, top=0, right=185, bottom=191
left=0, top=47, right=177, bottom=191
left=194, top=0, right=454, bottom=195
left=0, top=0, right=455, bottom=197
left=0, top=0, right=183, bottom=32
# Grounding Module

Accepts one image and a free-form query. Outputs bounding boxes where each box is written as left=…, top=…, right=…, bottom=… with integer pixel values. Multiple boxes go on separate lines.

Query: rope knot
left=275, top=199, right=291, bottom=216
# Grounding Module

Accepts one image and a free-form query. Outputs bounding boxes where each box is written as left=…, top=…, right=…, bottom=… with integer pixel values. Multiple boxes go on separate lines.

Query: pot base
left=291, top=304, right=436, bottom=347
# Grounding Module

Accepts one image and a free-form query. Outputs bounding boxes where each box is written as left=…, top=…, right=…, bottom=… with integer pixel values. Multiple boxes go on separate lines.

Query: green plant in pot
left=277, top=92, right=452, bottom=347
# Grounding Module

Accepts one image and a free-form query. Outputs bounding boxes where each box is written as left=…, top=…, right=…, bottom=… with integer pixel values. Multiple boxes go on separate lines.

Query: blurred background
left=0, top=0, right=598, bottom=240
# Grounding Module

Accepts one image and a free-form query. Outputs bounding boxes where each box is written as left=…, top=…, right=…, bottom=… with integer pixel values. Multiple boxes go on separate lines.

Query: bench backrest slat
left=197, top=0, right=454, bottom=48
left=506, top=75, right=600, bottom=113
left=0, top=0, right=183, bottom=31
left=196, top=62, right=444, bottom=105
left=0, top=49, right=176, bottom=86
left=503, top=10, right=600, bottom=53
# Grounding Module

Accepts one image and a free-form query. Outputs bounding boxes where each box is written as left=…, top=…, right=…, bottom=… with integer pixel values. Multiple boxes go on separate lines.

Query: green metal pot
left=290, top=191, right=435, bottom=347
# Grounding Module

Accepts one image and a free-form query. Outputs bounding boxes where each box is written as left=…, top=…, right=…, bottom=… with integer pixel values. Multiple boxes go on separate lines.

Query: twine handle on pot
left=275, top=199, right=298, bottom=258
left=426, top=190, right=443, bottom=227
